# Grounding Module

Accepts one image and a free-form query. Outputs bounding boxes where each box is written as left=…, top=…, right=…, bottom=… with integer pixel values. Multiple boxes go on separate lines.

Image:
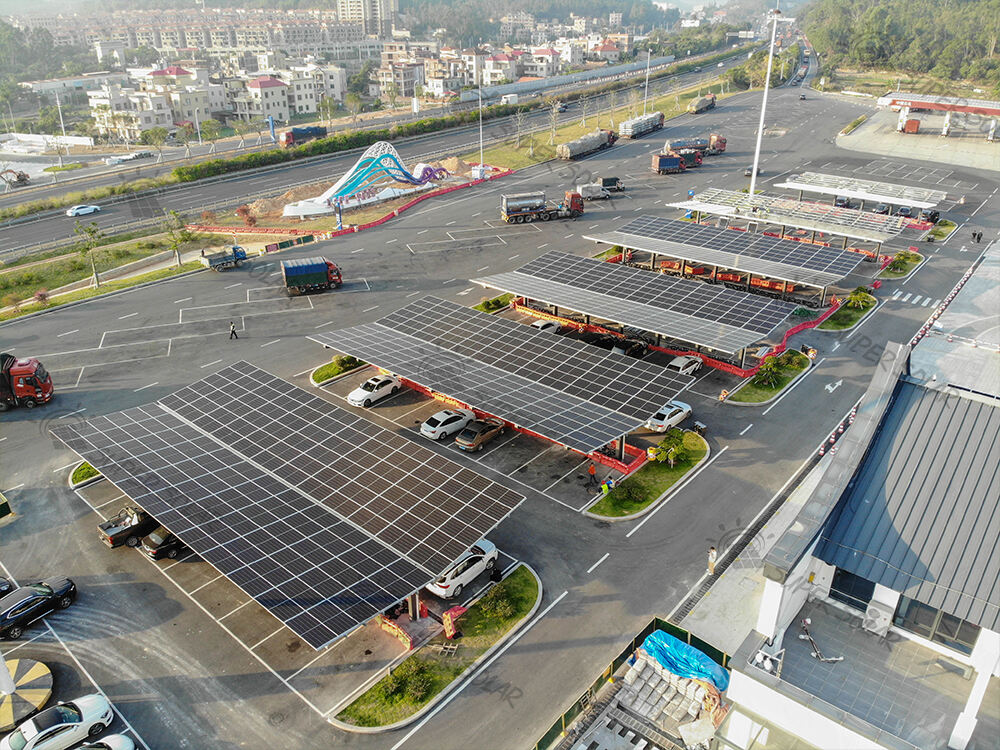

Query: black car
left=835, top=196, right=854, bottom=209
left=873, top=203, right=891, bottom=215
left=0, top=577, right=77, bottom=639
left=744, top=165, right=761, bottom=177
left=896, top=206, right=913, bottom=218
left=140, top=526, right=187, bottom=560
left=0, top=577, right=11, bottom=595
left=920, top=209, right=940, bottom=224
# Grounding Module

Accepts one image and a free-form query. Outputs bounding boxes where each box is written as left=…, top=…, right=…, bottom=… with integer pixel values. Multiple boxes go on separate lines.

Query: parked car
left=895, top=206, right=913, bottom=218
left=80, top=736, right=136, bottom=750
left=666, top=354, right=703, bottom=376
left=140, top=527, right=187, bottom=560
left=744, top=165, right=761, bottom=177
left=0, top=577, right=11, bottom=595
left=65, top=204, right=101, bottom=217
left=799, top=93, right=806, bottom=100
left=645, top=400, right=692, bottom=432
left=346, top=374, right=401, bottom=407
left=0, top=577, right=76, bottom=640
left=530, top=320, right=561, bottom=333
left=98, top=506, right=159, bottom=548
left=425, top=540, right=498, bottom=600
left=873, top=203, right=891, bottom=215
left=420, top=408, right=475, bottom=441
left=0, top=694, right=114, bottom=750
left=920, top=209, right=940, bottom=224
left=834, top=196, right=854, bottom=209
left=455, top=418, right=505, bottom=452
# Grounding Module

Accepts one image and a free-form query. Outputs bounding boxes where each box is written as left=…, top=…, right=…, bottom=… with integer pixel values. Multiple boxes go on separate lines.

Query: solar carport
left=309, top=296, right=694, bottom=460
left=474, top=251, right=798, bottom=366
left=584, top=215, right=864, bottom=303
left=52, top=362, right=524, bottom=650
left=774, top=172, right=947, bottom=211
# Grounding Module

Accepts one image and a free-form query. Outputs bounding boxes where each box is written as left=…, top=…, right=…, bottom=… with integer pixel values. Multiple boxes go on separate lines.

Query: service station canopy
left=309, top=296, right=694, bottom=453
left=584, top=215, right=864, bottom=288
left=666, top=188, right=907, bottom=245
left=51, top=363, right=524, bottom=650
left=774, top=172, right=947, bottom=210
left=877, top=91, right=1000, bottom=118
left=475, top=251, right=798, bottom=354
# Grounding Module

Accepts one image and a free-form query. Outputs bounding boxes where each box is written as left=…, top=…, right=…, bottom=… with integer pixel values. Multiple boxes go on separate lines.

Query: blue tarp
left=642, top=631, right=730, bottom=692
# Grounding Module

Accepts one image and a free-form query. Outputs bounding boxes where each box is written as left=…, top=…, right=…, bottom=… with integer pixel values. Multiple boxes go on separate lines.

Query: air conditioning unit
left=863, top=601, right=893, bottom=637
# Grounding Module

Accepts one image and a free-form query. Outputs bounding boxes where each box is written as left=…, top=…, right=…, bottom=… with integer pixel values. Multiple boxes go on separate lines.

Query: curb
left=328, top=563, right=544, bottom=733
left=813, top=297, right=885, bottom=334
left=725, top=357, right=814, bottom=407
left=310, top=362, right=370, bottom=388
left=874, top=253, right=927, bottom=281
left=67, top=461, right=105, bottom=490
left=582, top=433, right=711, bottom=521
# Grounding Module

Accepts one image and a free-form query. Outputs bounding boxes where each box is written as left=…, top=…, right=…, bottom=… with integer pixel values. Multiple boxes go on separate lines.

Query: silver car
left=645, top=400, right=692, bottom=432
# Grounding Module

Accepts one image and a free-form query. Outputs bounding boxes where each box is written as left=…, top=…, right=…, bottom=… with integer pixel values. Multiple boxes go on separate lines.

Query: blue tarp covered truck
left=281, top=257, right=343, bottom=295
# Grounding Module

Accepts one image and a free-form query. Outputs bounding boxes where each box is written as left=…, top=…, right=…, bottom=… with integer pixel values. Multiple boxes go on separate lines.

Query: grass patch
left=595, top=245, right=621, bottom=260
left=928, top=219, right=956, bottom=241
left=312, top=355, right=365, bottom=384
left=337, top=565, right=538, bottom=727
left=818, top=69, right=987, bottom=100
left=473, top=292, right=513, bottom=313
left=0, top=262, right=201, bottom=322
left=587, top=431, right=708, bottom=517
left=43, top=162, right=85, bottom=173
left=840, top=115, right=867, bottom=135
left=730, top=351, right=810, bottom=403
left=878, top=250, right=922, bottom=280
left=70, top=462, right=100, bottom=484
left=819, top=296, right=876, bottom=329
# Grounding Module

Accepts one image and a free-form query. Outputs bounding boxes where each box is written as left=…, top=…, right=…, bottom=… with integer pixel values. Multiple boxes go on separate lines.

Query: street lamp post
left=643, top=50, right=651, bottom=115
left=748, top=3, right=793, bottom=198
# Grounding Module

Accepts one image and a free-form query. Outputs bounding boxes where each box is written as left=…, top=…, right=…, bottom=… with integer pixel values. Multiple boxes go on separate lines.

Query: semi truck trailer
left=500, top=191, right=584, bottom=223
left=555, top=129, right=618, bottom=160
left=281, top=257, right=343, bottom=295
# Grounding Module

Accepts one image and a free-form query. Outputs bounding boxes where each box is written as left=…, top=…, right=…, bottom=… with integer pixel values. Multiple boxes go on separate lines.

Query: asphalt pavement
left=1, top=77, right=997, bottom=750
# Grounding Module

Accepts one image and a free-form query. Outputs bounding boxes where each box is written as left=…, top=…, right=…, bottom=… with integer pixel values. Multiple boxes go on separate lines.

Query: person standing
left=229, top=321, right=238, bottom=340
left=707, top=546, right=718, bottom=576
left=587, top=462, right=598, bottom=487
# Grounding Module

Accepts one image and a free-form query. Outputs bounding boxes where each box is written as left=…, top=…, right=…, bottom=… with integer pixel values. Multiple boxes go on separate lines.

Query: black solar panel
left=52, top=363, right=524, bottom=650
left=310, top=297, right=694, bottom=453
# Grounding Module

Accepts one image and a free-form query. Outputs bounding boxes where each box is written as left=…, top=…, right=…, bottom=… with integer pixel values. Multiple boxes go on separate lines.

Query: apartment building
left=335, top=0, right=397, bottom=37
left=87, top=84, right=172, bottom=141
left=20, top=71, right=130, bottom=99
left=523, top=48, right=560, bottom=78
left=233, top=75, right=289, bottom=122
left=499, top=11, right=535, bottom=42
left=376, top=62, right=424, bottom=99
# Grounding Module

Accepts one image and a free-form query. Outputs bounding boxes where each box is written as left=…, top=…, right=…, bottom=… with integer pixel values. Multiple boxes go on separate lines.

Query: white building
left=233, top=75, right=290, bottom=122
left=87, top=84, right=172, bottom=141
left=335, top=0, right=398, bottom=37
left=20, top=72, right=130, bottom=99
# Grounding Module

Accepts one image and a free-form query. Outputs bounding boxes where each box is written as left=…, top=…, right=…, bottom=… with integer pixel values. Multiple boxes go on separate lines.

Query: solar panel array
left=585, top=215, right=863, bottom=287
left=52, top=363, right=524, bottom=650
left=310, top=296, right=694, bottom=453
left=666, top=188, right=906, bottom=243
left=776, top=172, right=947, bottom=209
left=475, top=251, right=797, bottom=353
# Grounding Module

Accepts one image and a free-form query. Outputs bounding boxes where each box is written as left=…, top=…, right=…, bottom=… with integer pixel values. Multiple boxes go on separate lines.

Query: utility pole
left=748, top=2, right=792, bottom=198
left=54, top=93, right=68, bottom=167
left=643, top=49, right=651, bottom=115
left=478, top=85, right=484, bottom=172
left=194, top=109, right=203, bottom=145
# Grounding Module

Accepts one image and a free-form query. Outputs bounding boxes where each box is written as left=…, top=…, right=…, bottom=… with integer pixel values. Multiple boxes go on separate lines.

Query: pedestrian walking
left=229, top=321, right=238, bottom=340
left=587, top=462, right=598, bottom=487
left=972, top=230, right=979, bottom=243
left=977, top=231, right=984, bottom=243
left=707, top=546, right=718, bottom=576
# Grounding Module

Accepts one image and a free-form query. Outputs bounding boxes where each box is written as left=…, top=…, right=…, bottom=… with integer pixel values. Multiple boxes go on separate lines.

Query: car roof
left=0, top=587, right=37, bottom=609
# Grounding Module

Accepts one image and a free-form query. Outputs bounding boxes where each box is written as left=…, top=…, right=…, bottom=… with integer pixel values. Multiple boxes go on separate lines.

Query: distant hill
left=803, top=0, right=1000, bottom=94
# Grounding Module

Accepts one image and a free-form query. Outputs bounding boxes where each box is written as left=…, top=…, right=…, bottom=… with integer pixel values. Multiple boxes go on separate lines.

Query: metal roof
left=816, top=380, right=1000, bottom=631
left=665, top=188, right=906, bottom=244
left=878, top=92, right=1000, bottom=117
left=584, top=215, right=864, bottom=288
left=774, top=172, right=947, bottom=210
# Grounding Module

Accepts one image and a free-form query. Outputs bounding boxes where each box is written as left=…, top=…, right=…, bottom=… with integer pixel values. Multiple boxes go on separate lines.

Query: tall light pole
left=748, top=3, right=792, bottom=198
left=478, top=85, right=484, bottom=171
left=643, top=49, right=652, bottom=115
left=54, top=93, right=68, bottom=167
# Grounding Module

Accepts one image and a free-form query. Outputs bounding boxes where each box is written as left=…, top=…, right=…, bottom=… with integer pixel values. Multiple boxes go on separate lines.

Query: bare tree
left=345, top=93, right=363, bottom=126
left=580, top=98, right=590, bottom=127
left=628, top=88, right=640, bottom=118
left=200, top=118, right=222, bottom=154
left=233, top=119, right=253, bottom=150
left=514, top=109, right=525, bottom=148
left=608, top=90, right=618, bottom=129
left=160, top=210, right=191, bottom=267
left=548, top=100, right=560, bottom=145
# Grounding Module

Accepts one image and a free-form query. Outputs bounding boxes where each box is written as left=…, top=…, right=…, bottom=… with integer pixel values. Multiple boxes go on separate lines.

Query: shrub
left=201, top=210, right=217, bottom=223
left=479, top=584, right=515, bottom=621
left=753, top=357, right=781, bottom=387
left=2, top=293, right=20, bottom=312
left=404, top=669, right=432, bottom=702
left=33, top=289, right=50, bottom=305
left=777, top=351, right=799, bottom=368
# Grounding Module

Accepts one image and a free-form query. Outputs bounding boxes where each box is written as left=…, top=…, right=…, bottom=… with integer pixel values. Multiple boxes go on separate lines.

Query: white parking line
left=52, top=461, right=79, bottom=473
left=739, top=423, right=754, bottom=436
left=313, top=320, right=335, bottom=328
left=417, top=229, right=428, bottom=235
left=269, top=271, right=283, bottom=276
left=406, top=291, right=421, bottom=297
left=363, top=305, right=380, bottom=312
left=586, top=553, right=610, bottom=574
left=0, top=630, right=48, bottom=655
left=200, top=359, right=223, bottom=368
left=218, top=600, right=253, bottom=621
left=476, top=265, right=489, bottom=272
left=224, top=283, right=243, bottom=289
left=174, top=297, right=192, bottom=304
left=118, top=312, right=138, bottom=319
left=287, top=638, right=347, bottom=681
left=508, top=254, right=520, bottom=260
left=57, top=329, right=80, bottom=337
left=249, top=627, right=284, bottom=651
left=3, top=483, right=24, bottom=491
left=543, top=459, right=589, bottom=493
left=163, top=550, right=197, bottom=570
left=537, top=243, right=549, bottom=249
left=59, top=408, right=86, bottom=419
left=564, top=233, right=574, bottom=239
left=351, top=248, right=364, bottom=254
left=260, top=339, right=280, bottom=348
left=386, top=238, right=398, bottom=244
left=189, top=574, right=224, bottom=595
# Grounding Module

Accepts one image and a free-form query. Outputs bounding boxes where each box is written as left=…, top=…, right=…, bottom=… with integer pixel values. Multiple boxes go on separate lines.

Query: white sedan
left=530, top=320, right=561, bottom=333
left=425, top=540, right=498, bottom=600
left=346, top=374, right=401, bottom=407
left=65, top=204, right=101, bottom=217
left=645, top=400, right=692, bottom=432
left=80, top=737, right=135, bottom=750
left=0, top=694, right=114, bottom=750
left=420, top=408, right=475, bottom=441
left=666, top=355, right=703, bottom=376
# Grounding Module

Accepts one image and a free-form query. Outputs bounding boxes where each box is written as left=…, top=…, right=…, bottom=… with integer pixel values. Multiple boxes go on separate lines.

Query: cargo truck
left=199, top=246, right=247, bottom=271
left=670, top=149, right=703, bottom=168
left=651, top=154, right=686, bottom=175
left=555, top=129, right=618, bottom=160
left=500, top=191, right=584, bottom=223
left=278, top=126, right=328, bottom=148
left=577, top=183, right=612, bottom=201
left=595, top=176, right=624, bottom=192
left=500, top=94, right=519, bottom=105
left=666, top=133, right=726, bottom=155
left=0, top=352, right=54, bottom=411
left=687, top=93, right=717, bottom=114
left=281, top=257, right=343, bottom=295
left=618, top=112, right=665, bottom=138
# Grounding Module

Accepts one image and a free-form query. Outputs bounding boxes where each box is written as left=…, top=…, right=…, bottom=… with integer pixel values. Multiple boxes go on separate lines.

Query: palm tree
left=846, top=286, right=873, bottom=309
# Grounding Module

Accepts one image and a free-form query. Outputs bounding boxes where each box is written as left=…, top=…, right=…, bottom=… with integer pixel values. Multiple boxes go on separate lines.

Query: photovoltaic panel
left=475, top=251, right=797, bottom=353
left=585, top=215, right=863, bottom=287
left=775, top=172, right=946, bottom=209
left=309, top=297, right=694, bottom=453
left=51, top=363, right=524, bottom=650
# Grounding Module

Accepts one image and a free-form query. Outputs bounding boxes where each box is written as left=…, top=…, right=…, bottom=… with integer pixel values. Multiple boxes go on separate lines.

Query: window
left=828, top=567, right=875, bottom=612
left=894, top=596, right=980, bottom=654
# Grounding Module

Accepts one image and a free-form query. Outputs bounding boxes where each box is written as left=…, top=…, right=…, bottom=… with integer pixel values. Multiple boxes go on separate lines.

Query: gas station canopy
left=877, top=92, right=1000, bottom=118
left=775, top=172, right=947, bottom=210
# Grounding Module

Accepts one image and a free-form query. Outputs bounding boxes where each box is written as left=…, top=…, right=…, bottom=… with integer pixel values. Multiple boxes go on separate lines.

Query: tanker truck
left=555, top=129, right=618, bottom=160
left=500, top=191, right=584, bottom=223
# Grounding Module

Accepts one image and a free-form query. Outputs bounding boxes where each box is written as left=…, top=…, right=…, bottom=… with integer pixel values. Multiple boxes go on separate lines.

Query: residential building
left=609, top=11, right=623, bottom=27
left=591, top=41, right=621, bottom=63
left=288, top=63, right=348, bottom=104
left=552, top=40, right=585, bottom=68
left=376, top=61, right=424, bottom=99
left=573, top=15, right=594, bottom=34
left=94, top=40, right=126, bottom=66
left=499, top=11, right=534, bottom=42
left=680, top=18, right=702, bottom=28
left=523, top=48, right=560, bottom=79
left=482, top=53, right=520, bottom=86
left=460, top=48, right=487, bottom=86
left=233, top=75, right=290, bottom=122
left=20, top=72, right=130, bottom=99
left=87, top=84, right=172, bottom=141
left=335, top=0, right=397, bottom=37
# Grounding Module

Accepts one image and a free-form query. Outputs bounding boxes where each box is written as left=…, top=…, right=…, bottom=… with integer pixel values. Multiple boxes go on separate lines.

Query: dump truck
left=500, top=191, right=584, bottom=223
left=666, top=133, right=726, bottom=155
left=278, top=126, right=328, bottom=148
left=670, top=149, right=704, bottom=168
left=618, top=112, right=665, bottom=138
left=0, top=352, right=53, bottom=411
left=577, top=183, right=612, bottom=201
left=199, top=246, right=247, bottom=271
left=281, top=257, right=343, bottom=295
left=555, top=129, right=618, bottom=160
left=687, top=93, right=717, bottom=114
left=651, top=154, right=686, bottom=175
left=595, top=176, right=624, bottom=192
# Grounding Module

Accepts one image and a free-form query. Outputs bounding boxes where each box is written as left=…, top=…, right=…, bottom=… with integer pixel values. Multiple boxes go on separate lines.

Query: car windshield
left=27, top=583, right=53, bottom=595
left=56, top=705, right=81, bottom=723
left=147, top=528, right=169, bottom=545
left=34, top=365, right=48, bottom=381
left=6, top=730, right=27, bottom=750
left=457, top=427, right=477, bottom=441
left=361, top=380, right=379, bottom=392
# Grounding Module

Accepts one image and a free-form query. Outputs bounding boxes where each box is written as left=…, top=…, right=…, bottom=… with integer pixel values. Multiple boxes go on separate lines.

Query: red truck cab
left=326, top=260, right=342, bottom=287
left=0, top=352, right=54, bottom=410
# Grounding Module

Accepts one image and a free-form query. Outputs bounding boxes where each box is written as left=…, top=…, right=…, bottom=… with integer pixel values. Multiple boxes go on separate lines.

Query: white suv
left=425, top=540, right=498, bottom=600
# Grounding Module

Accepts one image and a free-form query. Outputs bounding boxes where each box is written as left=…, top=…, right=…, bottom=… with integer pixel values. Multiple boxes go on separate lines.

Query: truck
left=500, top=94, right=519, bottom=105
left=618, top=112, right=665, bottom=139
left=577, top=183, right=612, bottom=201
left=0, top=352, right=54, bottom=411
left=651, top=154, right=686, bottom=175
left=670, top=149, right=704, bottom=168
left=199, top=245, right=247, bottom=271
left=278, top=126, right=328, bottom=148
left=687, top=93, right=717, bottom=114
left=595, top=176, right=624, bottom=192
left=666, top=133, right=727, bottom=155
left=281, top=257, right=343, bottom=295
left=500, top=191, right=584, bottom=223
left=555, top=129, right=618, bottom=160
left=98, top=506, right=160, bottom=548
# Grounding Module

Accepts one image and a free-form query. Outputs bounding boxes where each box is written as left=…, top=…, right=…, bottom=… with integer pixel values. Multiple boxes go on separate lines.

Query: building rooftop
left=247, top=75, right=288, bottom=88
left=149, top=66, right=193, bottom=76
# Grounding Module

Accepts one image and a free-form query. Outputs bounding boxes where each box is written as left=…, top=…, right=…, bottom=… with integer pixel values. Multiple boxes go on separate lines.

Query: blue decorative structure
left=323, top=141, right=448, bottom=203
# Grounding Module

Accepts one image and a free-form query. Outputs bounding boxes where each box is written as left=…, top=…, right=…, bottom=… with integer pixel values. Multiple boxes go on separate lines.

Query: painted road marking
left=224, top=283, right=242, bottom=289
left=508, top=254, right=520, bottom=260
left=363, top=305, right=380, bottom=312
left=476, top=265, right=489, bottom=272
left=351, top=248, right=364, bottom=254
left=537, top=243, right=549, bottom=249
left=118, top=312, right=138, bottom=319
left=901, top=293, right=912, bottom=302
left=446, top=220, right=456, bottom=226
left=406, top=291, right=421, bottom=298
left=457, top=287, right=474, bottom=296
left=911, top=295, right=922, bottom=305
left=586, top=553, right=610, bottom=574
left=57, top=329, right=79, bottom=337
left=417, top=229, right=428, bottom=234
left=260, top=339, right=280, bottom=348
left=134, top=382, right=159, bottom=392
left=564, top=233, right=574, bottom=238
left=174, top=297, right=192, bottom=304
left=53, top=461, right=80, bottom=473
left=588, top=224, right=599, bottom=229
left=200, top=359, right=223, bottom=368
left=739, top=423, right=753, bottom=436
left=386, top=238, right=398, bottom=244
left=58, top=408, right=86, bottom=419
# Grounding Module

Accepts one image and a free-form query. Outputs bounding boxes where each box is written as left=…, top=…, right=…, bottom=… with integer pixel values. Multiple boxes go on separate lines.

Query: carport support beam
left=408, top=593, right=420, bottom=620
left=740, top=349, right=747, bottom=368
left=616, top=436, right=626, bottom=462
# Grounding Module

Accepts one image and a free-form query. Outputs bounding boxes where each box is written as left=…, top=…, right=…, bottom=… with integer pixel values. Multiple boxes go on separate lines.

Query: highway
left=1, top=71, right=995, bottom=750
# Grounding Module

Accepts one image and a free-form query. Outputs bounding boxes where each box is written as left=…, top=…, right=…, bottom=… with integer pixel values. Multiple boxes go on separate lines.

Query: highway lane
left=3, top=82, right=994, bottom=749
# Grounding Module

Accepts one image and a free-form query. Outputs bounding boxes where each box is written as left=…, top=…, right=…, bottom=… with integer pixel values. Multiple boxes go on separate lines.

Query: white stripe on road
left=174, top=297, right=192, bottom=304
left=386, top=238, right=398, bottom=244
left=53, top=461, right=79, bottom=473
left=537, top=243, right=549, bottom=249
left=351, top=248, right=364, bottom=253
left=118, top=312, right=138, bottom=319
left=363, top=305, right=380, bottom=312
left=57, top=329, right=79, bottom=337
left=225, top=283, right=243, bottom=289
left=260, top=339, right=280, bottom=348
left=58, top=408, right=86, bottom=419
left=586, top=553, right=610, bottom=574
left=200, top=359, right=223, bottom=368
left=739, top=423, right=754, bottom=436
left=762, top=358, right=826, bottom=416
left=134, top=382, right=158, bottom=392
